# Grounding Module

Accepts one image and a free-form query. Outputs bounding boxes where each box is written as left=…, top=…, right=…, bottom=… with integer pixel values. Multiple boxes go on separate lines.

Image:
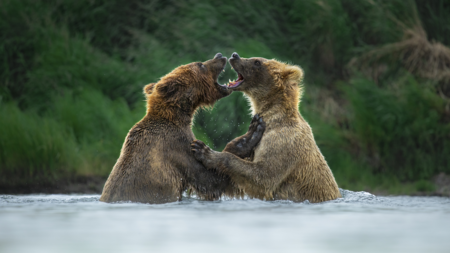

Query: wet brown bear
left=100, top=53, right=235, bottom=204
left=192, top=53, right=341, bottom=203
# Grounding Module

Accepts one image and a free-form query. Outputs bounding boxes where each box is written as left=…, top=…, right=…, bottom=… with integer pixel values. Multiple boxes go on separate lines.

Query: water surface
left=1, top=190, right=449, bottom=253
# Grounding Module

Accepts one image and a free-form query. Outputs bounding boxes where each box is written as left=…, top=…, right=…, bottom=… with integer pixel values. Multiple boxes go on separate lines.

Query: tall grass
left=0, top=103, right=79, bottom=184
left=343, top=75, right=450, bottom=180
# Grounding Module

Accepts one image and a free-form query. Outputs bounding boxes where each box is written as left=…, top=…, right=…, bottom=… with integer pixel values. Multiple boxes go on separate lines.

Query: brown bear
left=191, top=52, right=341, bottom=203
left=100, top=53, right=250, bottom=204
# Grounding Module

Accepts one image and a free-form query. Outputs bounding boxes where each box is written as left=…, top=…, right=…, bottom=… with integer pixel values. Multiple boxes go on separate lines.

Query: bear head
left=227, top=52, right=304, bottom=113
left=144, top=53, right=230, bottom=120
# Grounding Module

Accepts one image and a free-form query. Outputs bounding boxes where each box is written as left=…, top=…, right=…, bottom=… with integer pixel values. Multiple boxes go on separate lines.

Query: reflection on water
left=0, top=190, right=449, bottom=253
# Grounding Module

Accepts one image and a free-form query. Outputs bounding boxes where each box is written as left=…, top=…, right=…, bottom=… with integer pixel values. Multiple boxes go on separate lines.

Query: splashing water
left=0, top=190, right=449, bottom=253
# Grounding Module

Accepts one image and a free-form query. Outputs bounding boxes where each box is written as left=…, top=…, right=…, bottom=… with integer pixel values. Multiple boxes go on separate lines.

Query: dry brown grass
left=349, top=0, right=450, bottom=86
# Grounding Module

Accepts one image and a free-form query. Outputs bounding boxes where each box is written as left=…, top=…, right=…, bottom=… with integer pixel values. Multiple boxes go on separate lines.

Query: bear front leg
left=192, top=138, right=294, bottom=194
left=191, top=140, right=218, bottom=169
left=223, top=114, right=266, bottom=159
left=191, top=140, right=275, bottom=190
left=191, top=139, right=248, bottom=173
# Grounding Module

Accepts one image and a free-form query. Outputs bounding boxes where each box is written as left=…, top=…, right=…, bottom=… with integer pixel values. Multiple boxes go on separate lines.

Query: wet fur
left=192, top=57, right=341, bottom=203
left=100, top=57, right=233, bottom=204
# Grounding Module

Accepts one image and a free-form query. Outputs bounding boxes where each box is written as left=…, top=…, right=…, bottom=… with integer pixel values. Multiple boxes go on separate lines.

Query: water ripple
left=1, top=190, right=449, bottom=253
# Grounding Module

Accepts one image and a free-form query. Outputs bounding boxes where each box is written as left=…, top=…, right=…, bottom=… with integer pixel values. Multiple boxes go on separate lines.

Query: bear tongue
left=228, top=80, right=243, bottom=88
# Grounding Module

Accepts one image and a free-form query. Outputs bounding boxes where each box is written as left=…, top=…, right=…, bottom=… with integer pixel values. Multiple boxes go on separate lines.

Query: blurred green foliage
left=1, top=0, right=449, bottom=193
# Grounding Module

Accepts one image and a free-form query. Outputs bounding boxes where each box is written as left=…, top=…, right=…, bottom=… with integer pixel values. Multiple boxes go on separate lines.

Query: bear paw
left=248, top=114, right=266, bottom=142
left=191, top=140, right=213, bottom=163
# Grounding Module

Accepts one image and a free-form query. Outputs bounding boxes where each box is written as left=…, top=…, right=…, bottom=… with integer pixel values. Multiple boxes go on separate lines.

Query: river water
left=0, top=190, right=449, bottom=253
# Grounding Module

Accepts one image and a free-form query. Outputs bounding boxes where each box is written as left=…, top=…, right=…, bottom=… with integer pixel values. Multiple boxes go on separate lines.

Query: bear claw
left=191, top=140, right=212, bottom=162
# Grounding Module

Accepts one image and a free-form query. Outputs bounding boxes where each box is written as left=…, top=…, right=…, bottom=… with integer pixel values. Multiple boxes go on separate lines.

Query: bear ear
left=157, top=81, right=179, bottom=103
left=281, top=65, right=304, bottom=85
left=143, top=83, right=156, bottom=95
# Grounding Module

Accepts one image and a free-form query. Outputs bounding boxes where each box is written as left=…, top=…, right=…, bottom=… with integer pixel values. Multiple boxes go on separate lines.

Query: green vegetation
left=1, top=0, right=449, bottom=194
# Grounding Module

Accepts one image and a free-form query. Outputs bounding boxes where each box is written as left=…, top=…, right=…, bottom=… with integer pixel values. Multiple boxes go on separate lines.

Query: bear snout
left=214, top=53, right=224, bottom=59
left=231, top=52, right=240, bottom=59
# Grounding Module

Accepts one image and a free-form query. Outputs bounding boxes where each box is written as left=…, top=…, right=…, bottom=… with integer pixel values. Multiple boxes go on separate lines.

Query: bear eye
left=255, top=60, right=261, bottom=66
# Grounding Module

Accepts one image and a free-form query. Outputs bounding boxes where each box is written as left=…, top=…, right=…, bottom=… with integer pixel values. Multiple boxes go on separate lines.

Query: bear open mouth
left=228, top=73, right=244, bottom=88
left=216, top=66, right=228, bottom=87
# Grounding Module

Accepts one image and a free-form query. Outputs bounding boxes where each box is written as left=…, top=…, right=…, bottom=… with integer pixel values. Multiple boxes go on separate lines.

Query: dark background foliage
left=1, top=0, right=449, bottom=194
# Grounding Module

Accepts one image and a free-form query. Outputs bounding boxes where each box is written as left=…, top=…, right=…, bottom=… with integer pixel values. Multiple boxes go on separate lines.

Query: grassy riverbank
left=1, top=0, right=450, bottom=195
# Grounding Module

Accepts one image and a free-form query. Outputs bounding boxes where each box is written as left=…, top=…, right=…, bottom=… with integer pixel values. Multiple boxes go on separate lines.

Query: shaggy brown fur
left=100, top=53, right=234, bottom=204
left=192, top=53, right=341, bottom=203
